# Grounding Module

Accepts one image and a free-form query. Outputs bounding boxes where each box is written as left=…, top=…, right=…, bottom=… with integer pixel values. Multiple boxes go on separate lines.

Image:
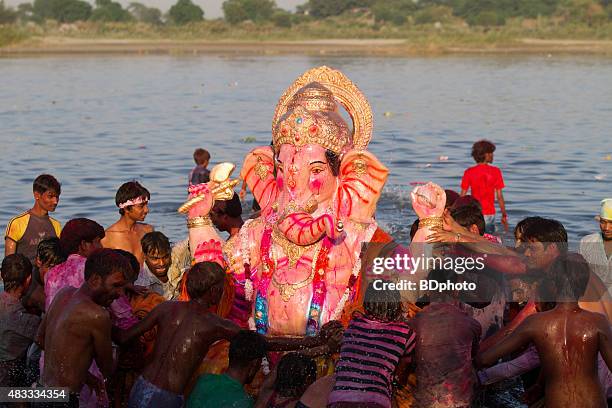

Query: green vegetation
left=168, top=0, right=203, bottom=25
left=1, top=0, right=612, bottom=49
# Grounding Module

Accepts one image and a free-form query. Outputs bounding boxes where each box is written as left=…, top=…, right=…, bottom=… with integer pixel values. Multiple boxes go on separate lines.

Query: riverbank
left=2, top=17, right=612, bottom=56
left=3, top=37, right=612, bottom=56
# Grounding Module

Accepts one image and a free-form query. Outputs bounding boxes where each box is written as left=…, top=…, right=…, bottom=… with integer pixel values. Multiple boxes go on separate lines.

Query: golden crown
left=273, top=83, right=351, bottom=155
left=272, top=66, right=373, bottom=155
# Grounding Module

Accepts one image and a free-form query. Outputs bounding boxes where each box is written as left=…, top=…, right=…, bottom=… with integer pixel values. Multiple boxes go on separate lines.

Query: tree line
left=1, top=0, right=611, bottom=27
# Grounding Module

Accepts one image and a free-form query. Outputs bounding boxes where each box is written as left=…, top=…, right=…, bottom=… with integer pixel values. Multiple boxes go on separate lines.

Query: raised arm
left=476, top=315, right=535, bottom=368
left=113, top=301, right=164, bottom=345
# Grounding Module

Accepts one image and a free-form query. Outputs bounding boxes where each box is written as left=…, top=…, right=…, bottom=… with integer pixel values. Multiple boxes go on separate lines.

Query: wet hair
left=141, top=231, right=171, bottom=257
left=228, top=330, right=267, bottom=368
left=471, top=139, right=496, bottom=163
left=59, top=218, right=105, bottom=257
left=444, top=189, right=460, bottom=209
left=550, top=253, right=590, bottom=300
left=112, top=249, right=140, bottom=283
left=522, top=217, right=568, bottom=253
left=84, top=248, right=131, bottom=281
left=36, top=237, right=65, bottom=268
left=1, top=254, right=32, bottom=291
left=274, top=353, right=317, bottom=398
left=186, top=262, right=225, bottom=300
left=363, top=279, right=403, bottom=322
left=450, top=195, right=482, bottom=212
left=514, top=217, right=546, bottom=241
left=193, top=148, right=210, bottom=165
left=213, top=193, right=242, bottom=218
left=451, top=204, right=485, bottom=236
left=33, top=174, right=61, bottom=195
left=115, top=181, right=150, bottom=215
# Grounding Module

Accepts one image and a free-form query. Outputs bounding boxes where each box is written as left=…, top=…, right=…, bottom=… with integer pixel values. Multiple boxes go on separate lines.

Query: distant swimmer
left=102, top=181, right=153, bottom=265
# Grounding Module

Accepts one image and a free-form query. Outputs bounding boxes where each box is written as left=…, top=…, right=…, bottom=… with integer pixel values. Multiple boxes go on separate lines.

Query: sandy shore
left=2, top=37, right=612, bottom=56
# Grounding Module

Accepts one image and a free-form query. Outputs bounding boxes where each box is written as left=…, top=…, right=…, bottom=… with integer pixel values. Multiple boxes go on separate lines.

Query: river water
left=1, top=54, right=611, bottom=254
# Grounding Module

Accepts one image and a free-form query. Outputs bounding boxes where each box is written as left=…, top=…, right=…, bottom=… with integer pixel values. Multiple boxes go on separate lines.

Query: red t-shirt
left=460, top=164, right=505, bottom=215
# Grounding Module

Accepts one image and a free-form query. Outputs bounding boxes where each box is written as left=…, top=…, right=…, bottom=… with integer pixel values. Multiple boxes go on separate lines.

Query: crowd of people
left=1, top=142, right=611, bottom=408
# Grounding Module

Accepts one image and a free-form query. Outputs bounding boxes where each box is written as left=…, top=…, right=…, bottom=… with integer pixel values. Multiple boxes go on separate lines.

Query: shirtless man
left=477, top=253, right=612, bottom=408
left=102, top=181, right=153, bottom=264
left=115, top=261, right=240, bottom=407
left=36, top=249, right=130, bottom=407
left=116, top=261, right=340, bottom=408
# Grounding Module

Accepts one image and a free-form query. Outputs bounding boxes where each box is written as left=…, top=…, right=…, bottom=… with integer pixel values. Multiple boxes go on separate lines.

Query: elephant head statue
left=240, top=66, right=389, bottom=247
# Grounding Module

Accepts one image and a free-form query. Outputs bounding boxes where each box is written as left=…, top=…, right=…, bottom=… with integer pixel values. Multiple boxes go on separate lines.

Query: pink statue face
left=277, top=143, right=336, bottom=211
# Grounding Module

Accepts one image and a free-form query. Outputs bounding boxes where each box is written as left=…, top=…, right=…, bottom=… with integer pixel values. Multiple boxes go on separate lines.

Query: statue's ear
left=240, top=146, right=278, bottom=212
left=336, top=150, right=389, bottom=223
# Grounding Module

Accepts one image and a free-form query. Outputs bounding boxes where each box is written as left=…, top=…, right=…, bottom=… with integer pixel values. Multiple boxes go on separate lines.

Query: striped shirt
left=329, top=313, right=416, bottom=408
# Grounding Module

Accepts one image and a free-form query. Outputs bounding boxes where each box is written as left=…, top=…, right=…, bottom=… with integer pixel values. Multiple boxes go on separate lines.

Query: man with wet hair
left=117, top=261, right=240, bottom=408
left=135, top=231, right=173, bottom=299
left=410, top=267, right=482, bottom=408
left=0, top=254, right=40, bottom=388
left=477, top=253, right=612, bottom=408
left=5, top=174, right=62, bottom=261
left=210, top=193, right=244, bottom=238
left=102, top=181, right=153, bottom=265
left=37, top=249, right=130, bottom=407
left=460, top=140, right=508, bottom=233
left=521, top=217, right=568, bottom=272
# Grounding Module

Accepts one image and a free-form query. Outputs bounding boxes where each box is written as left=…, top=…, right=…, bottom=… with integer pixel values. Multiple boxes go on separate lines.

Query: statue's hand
left=410, top=182, right=446, bottom=219
left=184, top=183, right=214, bottom=219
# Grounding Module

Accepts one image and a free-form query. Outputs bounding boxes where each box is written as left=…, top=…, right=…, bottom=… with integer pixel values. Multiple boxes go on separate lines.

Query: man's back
left=141, top=301, right=238, bottom=395
left=528, top=306, right=610, bottom=407
left=461, top=164, right=504, bottom=215
left=42, top=287, right=109, bottom=392
left=411, top=303, right=481, bottom=407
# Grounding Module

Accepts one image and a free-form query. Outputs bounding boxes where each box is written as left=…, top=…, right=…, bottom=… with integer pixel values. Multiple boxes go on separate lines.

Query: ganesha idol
left=177, top=66, right=442, bottom=337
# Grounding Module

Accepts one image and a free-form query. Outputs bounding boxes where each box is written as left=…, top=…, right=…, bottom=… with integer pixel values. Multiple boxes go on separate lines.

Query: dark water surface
left=1, top=55, right=611, bottom=253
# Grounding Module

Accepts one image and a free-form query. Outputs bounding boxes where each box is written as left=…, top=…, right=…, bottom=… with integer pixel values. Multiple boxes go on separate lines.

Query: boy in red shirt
left=461, top=140, right=508, bottom=233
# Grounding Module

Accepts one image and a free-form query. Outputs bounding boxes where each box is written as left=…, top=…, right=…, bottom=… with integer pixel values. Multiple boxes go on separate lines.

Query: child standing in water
left=189, top=148, right=211, bottom=185
left=328, top=280, right=416, bottom=408
left=477, top=253, right=612, bottom=408
left=460, top=140, right=508, bottom=233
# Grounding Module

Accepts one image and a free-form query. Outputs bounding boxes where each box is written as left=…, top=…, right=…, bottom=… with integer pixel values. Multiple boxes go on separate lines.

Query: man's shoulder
left=581, top=232, right=602, bottom=245
left=5, top=211, right=30, bottom=240
left=136, top=223, right=153, bottom=233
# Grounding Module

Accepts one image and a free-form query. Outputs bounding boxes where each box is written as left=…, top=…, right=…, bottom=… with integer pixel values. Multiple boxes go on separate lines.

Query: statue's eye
left=277, top=164, right=284, bottom=173
left=311, top=167, right=324, bottom=175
